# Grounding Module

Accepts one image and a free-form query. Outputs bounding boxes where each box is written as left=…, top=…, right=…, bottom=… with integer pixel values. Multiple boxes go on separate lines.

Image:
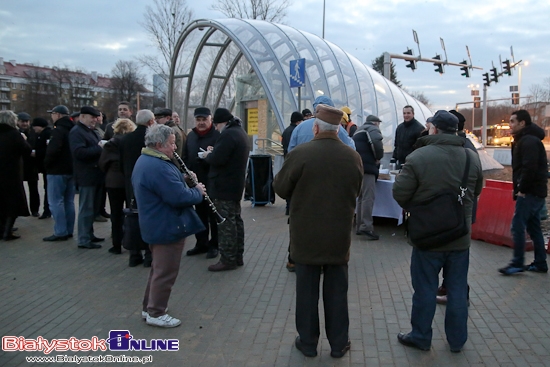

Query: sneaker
left=498, top=265, right=524, bottom=275
left=142, top=308, right=168, bottom=320
left=525, top=263, right=548, bottom=273
left=357, top=230, right=380, bottom=240
left=146, top=314, right=181, bottom=328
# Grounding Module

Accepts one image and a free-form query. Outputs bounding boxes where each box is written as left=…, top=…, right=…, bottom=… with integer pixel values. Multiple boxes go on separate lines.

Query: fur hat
left=315, top=104, right=343, bottom=125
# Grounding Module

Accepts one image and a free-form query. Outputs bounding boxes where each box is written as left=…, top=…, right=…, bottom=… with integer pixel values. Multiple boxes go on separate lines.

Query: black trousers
left=295, top=263, right=349, bottom=352
left=194, top=199, right=218, bottom=250
left=107, top=187, right=126, bottom=250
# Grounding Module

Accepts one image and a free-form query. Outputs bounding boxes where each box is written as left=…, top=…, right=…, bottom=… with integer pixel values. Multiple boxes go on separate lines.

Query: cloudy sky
left=1, top=0, right=549, bottom=111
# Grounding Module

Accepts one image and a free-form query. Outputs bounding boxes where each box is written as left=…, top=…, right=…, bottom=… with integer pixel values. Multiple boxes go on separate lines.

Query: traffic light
left=403, top=48, right=416, bottom=71
left=459, top=60, right=470, bottom=78
left=483, top=73, right=491, bottom=87
left=491, top=67, right=499, bottom=83
left=433, top=55, right=444, bottom=74
left=474, top=96, right=481, bottom=109
left=503, top=60, right=512, bottom=76
left=512, top=93, right=520, bottom=105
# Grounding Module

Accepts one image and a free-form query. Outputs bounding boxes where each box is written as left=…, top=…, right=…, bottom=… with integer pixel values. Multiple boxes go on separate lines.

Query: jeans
left=511, top=194, right=547, bottom=268
left=410, top=248, right=469, bottom=350
left=47, top=174, right=75, bottom=237
left=77, top=185, right=97, bottom=247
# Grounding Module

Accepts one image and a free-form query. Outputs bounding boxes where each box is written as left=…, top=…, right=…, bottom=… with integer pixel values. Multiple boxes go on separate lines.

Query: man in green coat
left=274, top=104, right=363, bottom=359
left=392, top=110, right=483, bottom=353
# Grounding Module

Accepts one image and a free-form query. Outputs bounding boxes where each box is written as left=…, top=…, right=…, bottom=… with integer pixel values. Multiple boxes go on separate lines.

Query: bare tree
left=138, top=0, right=194, bottom=91
left=211, top=0, right=290, bottom=23
left=110, top=60, right=147, bottom=105
left=405, top=89, right=431, bottom=109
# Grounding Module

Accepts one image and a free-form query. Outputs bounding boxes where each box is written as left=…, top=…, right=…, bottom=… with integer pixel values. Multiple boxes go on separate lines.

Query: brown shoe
left=286, top=262, right=295, bottom=272
left=208, top=261, right=237, bottom=272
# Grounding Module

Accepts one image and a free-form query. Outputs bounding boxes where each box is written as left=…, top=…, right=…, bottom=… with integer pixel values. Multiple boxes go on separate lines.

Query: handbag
left=122, top=200, right=148, bottom=251
left=406, top=149, right=470, bottom=250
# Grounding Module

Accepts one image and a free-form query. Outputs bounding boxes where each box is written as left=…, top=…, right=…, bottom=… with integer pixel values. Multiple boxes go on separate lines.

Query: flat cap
left=366, top=115, right=381, bottom=123
left=17, top=112, right=31, bottom=121
left=47, top=105, right=69, bottom=115
left=194, top=107, right=211, bottom=117
left=431, top=110, right=459, bottom=132
left=80, top=106, right=101, bottom=117
left=154, top=107, right=173, bottom=117
left=315, top=104, right=343, bottom=125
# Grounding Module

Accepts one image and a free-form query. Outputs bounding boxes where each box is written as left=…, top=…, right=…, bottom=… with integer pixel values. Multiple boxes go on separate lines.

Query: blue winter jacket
left=132, top=148, right=205, bottom=245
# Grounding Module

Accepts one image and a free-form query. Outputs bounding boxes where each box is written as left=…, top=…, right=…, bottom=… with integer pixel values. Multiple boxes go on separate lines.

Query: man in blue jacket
left=132, top=124, right=206, bottom=328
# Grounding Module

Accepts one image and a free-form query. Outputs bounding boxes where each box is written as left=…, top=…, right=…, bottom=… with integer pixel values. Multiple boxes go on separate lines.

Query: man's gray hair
left=0, top=110, right=18, bottom=128
left=136, top=109, right=154, bottom=126
left=314, top=118, right=339, bottom=132
left=145, top=124, right=174, bottom=147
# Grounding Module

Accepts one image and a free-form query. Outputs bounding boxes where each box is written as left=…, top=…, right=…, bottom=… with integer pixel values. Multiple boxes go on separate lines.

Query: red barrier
left=471, top=179, right=533, bottom=250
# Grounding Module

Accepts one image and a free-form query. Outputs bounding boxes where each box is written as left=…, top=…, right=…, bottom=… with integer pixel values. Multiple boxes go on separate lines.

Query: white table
left=373, top=179, right=403, bottom=225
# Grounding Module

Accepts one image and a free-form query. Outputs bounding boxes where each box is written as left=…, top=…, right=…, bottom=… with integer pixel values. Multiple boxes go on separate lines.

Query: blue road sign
left=290, top=59, right=305, bottom=88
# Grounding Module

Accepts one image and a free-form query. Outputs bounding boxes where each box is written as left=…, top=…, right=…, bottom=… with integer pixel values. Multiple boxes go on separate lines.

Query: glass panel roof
left=170, top=18, right=433, bottom=149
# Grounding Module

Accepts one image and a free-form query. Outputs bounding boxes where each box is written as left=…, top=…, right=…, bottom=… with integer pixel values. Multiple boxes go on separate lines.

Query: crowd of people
left=1, top=98, right=546, bottom=357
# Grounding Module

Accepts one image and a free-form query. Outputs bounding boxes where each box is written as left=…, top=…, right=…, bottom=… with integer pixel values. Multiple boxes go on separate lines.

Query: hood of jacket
left=515, top=123, right=545, bottom=141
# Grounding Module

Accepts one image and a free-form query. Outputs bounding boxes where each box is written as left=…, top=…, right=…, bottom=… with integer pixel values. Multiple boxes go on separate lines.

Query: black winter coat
left=69, top=122, right=104, bottom=186
left=392, top=118, right=424, bottom=165
left=19, top=127, right=38, bottom=181
left=205, top=119, right=249, bottom=201
left=98, top=135, right=125, bottom=189
left=44, top=116, right=74, bottom=175
left=353, top=122, right=384, bottom=175
left=0, top=124, right=31, bottom=217
left=34, top=126, right=52, bottom=173
left=512, top=123, right=547, bottom=198
left=182, top=125, right=220, bottom=186
left=119, top=125, right=148, bottom=204
left=281, top=123, right=297, bottom=156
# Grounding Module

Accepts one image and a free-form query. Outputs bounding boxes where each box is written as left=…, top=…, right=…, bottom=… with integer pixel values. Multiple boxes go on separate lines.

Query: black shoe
left=357, top=230, right=380, bottom=240
left=186, top=246, right=208, bottom=256
left=525, top=262, right=548, bottom=273
left=129, top=257, right=144, bottom=267
left=294, top=336, right=317, bottom=357
left=208, top=261, right=237, bottom=272
left=108, top=247, right=122, bottom=254
left=397, top=332, right=430, bottom=351
left=78, top=244, right=102, bottom=249
left=38, top=213, right=51, bottom=219
left=43, top=234, right=69, bottom=242
left=450, top=346, right=462, bottom=353
left=31, top=212, right=39, bottom=217
left=206, top=248, right=219, bottom=259
left=3, top=233, right=21, bottom=241
left=237, top=257, right=244, bottom=266
left=68, top=234, right=73, bottom=238
left=330, top=340, right=351, bottom=358
left=91, top=236, right=105, bottom=242
left=143, top=257, right=152, bottom=268
left=100, top=211, right=111, bottom=219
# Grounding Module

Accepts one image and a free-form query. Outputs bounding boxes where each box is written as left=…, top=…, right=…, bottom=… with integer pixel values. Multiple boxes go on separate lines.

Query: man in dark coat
left=183, top=107, right=221, bottom=259
left=202, top=108, right=249, bottom=271
left=32, top=118, right=52, bottom=219
left=274, top=104, right=363, bottom=359
left=69, top=106, right=104, bottom=249
left=43, top=105, right=76, bottom=242
left=499, top=109, right=548, bottom=275
left=282, top=111, right=303, bottom=157
left=392, top=105, right=424, bottom=167
left=17, top=112, right=40, bottom=217
left=0, top=111, right=31, bottom=240
left=119, top=109, right=156, bottom=267
left=353, top=114, right=384, bottom=240
left=393, top=110, right=483, bottom=353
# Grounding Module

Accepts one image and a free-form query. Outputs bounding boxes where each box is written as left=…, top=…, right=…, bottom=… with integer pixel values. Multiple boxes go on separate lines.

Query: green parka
left=392, top=133, right=483, bottom=251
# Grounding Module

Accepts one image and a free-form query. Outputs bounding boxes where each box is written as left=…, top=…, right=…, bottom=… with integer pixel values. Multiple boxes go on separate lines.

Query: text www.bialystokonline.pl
left=25, top=355, right=153, bottom=364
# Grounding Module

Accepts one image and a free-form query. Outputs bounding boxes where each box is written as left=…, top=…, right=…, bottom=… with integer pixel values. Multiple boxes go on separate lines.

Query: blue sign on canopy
left=290, top=59, right=305, bottom=88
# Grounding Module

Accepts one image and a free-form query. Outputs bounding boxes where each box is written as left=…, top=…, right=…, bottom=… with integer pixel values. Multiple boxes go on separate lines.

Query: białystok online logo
left=2, top=330, right=179, bottom=354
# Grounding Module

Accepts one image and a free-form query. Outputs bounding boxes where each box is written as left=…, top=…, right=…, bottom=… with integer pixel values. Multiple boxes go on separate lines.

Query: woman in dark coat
left=0, top=111, right=32, bottom=240
left=98, top=118, right=136, bottom=254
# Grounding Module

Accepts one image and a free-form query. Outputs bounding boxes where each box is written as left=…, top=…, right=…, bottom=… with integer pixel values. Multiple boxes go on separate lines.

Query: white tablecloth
left=373, top=179, right=403, bottom=225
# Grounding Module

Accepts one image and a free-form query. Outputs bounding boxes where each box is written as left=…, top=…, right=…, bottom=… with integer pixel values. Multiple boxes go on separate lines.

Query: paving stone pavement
left=2, top=188, right=550, bottom=366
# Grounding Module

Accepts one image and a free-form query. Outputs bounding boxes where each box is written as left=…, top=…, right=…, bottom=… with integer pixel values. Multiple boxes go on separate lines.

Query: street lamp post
left=468, top=84, right=479, bottom=131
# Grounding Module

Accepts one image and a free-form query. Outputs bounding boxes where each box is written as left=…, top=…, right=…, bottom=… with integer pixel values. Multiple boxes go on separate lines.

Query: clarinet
left=173, top=152, right=226, bottom=224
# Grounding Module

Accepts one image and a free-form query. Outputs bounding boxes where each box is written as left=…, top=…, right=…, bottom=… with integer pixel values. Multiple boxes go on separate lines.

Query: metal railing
left=254, top=138, right=283, bottom=157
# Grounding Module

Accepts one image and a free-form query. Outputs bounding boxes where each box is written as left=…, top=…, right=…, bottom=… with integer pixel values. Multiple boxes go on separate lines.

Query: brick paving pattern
left=2, top=184, right=550, bottom=366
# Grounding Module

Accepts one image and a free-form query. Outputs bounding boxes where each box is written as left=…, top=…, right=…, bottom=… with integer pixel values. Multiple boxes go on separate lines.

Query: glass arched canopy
left=168, top=18, right=432, bottom=150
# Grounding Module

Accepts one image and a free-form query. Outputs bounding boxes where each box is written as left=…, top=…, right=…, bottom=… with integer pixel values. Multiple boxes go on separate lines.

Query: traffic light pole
left=482, top=85, right=488, bottom=146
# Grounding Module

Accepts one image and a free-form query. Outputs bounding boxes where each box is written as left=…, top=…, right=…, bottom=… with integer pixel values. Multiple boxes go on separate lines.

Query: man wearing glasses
left=43, top=105, right=76, bottom=242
